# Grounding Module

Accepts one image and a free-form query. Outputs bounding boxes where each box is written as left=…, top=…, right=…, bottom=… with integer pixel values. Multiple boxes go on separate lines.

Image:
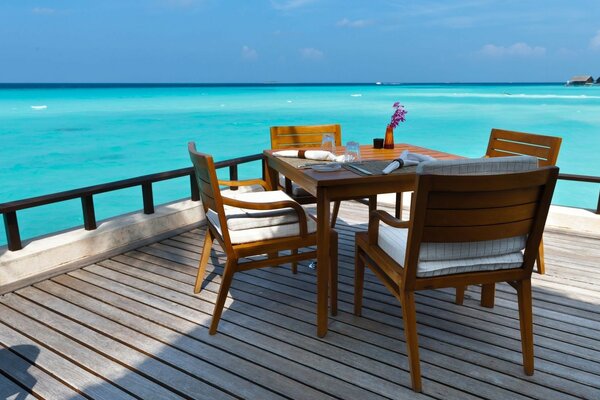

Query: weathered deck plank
left=1, top=200, right=599, bottom=399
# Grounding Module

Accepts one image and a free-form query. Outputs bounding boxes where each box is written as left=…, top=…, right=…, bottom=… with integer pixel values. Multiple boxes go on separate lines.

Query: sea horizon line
left=0, top=82, right=570, bottom=89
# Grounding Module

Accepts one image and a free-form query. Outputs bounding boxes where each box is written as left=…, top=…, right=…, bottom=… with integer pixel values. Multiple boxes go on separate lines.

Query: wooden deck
left=1, top=201, right=599, bottom=400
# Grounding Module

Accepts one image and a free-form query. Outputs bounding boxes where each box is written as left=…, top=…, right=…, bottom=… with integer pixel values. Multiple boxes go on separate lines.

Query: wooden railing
left=0, top=154, right=263, bottom=251
left=1, top=156, right=599, bottom=252
left=558, top=173, right=600, bottom=216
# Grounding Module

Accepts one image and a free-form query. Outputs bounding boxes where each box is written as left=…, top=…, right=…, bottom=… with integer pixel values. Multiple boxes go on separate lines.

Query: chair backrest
left=403, top=157, right=559, bottom=286
left=270, top=124, right=342, bottom=149
left=486, top=128, right=562, bottom=166
left=188, top=142, right=232, bottom=245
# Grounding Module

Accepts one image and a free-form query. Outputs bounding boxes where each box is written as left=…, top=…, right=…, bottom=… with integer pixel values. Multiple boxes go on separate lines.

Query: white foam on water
left=404, top=93, right=600, bottom=100
left=31, top=105, right=48, bottom=110
left=350, top=94, right=362, bottom=97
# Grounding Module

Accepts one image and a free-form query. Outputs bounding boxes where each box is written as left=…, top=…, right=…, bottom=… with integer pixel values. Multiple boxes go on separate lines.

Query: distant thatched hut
left=566, top=75, right=594, bottom=85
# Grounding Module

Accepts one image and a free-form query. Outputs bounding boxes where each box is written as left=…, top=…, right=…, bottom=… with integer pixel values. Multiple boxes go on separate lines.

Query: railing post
left=81, top=195, right=97, bottom=230
left=3, top=211, right=22, bottom=251
left=190, top=173, right=200, bottom=201
left=142, top=182, right=154, bottom=214
left=229, top=165, right=238, bottom=190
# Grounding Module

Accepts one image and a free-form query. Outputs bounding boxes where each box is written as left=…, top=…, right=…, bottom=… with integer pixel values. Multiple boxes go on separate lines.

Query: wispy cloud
left=32, top=7, right=56, bottom=15
left=480, top=42, right=546, bottom=57
left=590, top=30, right=600, bottom=50
left=271, top=0, right=316, bottom=11
left=300, top=47, right=324, bottom=60
left=336, top=18, right=372, bottom=28
left=241, top=45, right=258, bottom=61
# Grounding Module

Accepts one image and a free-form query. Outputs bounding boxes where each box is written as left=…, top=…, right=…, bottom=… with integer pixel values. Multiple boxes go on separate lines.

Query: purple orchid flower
left=389, top=102, right=407, bottom=129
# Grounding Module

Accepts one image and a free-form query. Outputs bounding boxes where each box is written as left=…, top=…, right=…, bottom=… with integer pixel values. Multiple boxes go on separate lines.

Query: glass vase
left=384, top=125, right=394, bottom=149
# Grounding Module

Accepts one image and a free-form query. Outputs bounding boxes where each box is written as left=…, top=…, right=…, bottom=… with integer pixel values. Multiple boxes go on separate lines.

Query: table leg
left=263, top=159, right=278, bottom=191
left=316, top=189, right=331, bottom=337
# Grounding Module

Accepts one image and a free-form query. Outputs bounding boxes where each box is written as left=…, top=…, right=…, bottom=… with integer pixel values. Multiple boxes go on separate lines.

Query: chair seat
left=279, top=175, right=312, bottom=197
left=378, top=226, right=524, bottom=278
left=207, top=190, right=317, bottom=244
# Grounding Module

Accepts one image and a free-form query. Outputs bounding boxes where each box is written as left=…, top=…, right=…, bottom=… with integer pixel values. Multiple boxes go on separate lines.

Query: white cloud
left=480, top=42, right=546, bottom=57
left=271, top=0, right=316, bottom=11
left=32, top=7, right=55, bottom=14
left=590, top=30, right=600, bottom=50
left=300, top=47, right=324, bottom=60
left=336, top=18, right=372, bottom=28
left=241, top=45, right=258, bottom=61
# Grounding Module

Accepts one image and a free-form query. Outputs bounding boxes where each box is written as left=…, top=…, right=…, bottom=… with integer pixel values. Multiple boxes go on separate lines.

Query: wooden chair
left=453, top=130, right=563, bottom=307
left=354, top=156, right=559, bottom=392
left=486, top=128, right=562, bottom=275
left=270, top=124, right=376, bottom=227
left=188, top=142, right=338, bottom=334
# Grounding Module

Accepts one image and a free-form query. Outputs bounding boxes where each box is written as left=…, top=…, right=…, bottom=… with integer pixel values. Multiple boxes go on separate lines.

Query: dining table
left=263, top=143, right=459, bottom=337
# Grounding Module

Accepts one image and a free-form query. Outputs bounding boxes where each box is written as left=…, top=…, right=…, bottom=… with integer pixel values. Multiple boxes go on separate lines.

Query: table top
left=264, top=143, right=459, bottom=189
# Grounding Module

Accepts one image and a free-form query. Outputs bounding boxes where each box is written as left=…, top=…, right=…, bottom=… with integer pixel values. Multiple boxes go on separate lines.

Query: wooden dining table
left=263, top=143, right=459, bottom=337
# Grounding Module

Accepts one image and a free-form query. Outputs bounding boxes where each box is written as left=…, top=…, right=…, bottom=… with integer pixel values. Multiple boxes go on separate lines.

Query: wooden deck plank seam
left=94, top=247, right=596, bottom=396
left=34, top=277, right=351, bottom=400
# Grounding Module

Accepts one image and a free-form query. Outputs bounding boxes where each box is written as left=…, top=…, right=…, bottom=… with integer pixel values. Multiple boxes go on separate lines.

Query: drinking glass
left=344, top=141, right=361, bottom=162
left=321, top=133, right=336, bottom=154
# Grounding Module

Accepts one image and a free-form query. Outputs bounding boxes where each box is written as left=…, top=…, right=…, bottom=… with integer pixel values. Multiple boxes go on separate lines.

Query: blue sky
left=2, top=0, right=600, bottom=83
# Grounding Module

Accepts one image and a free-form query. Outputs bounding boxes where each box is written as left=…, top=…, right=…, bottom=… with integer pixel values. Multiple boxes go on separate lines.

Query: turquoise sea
left=1, top=83, right=599, bottom=245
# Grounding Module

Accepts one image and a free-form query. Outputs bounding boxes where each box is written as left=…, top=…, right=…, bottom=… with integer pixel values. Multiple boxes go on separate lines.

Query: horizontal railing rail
left=558, top=173, right=600, bottom=216
left=1, top=153, right=263, bottom=251
left=1, top=157, right=598, bottom=252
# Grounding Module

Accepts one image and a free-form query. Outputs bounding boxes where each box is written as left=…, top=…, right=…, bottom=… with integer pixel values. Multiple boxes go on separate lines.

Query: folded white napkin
left=382, top=150, right=435, bottom=174
left=273, top=150, right=345, bottom=162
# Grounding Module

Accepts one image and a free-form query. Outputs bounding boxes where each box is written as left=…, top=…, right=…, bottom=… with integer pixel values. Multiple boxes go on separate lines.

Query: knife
left=298, top=162, right=328, bottom=169
left=347, top=164, right=373, bottom=175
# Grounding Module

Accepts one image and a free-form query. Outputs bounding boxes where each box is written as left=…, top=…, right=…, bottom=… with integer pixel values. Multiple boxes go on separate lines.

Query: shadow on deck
left=1, top=201, right=599, bottom=399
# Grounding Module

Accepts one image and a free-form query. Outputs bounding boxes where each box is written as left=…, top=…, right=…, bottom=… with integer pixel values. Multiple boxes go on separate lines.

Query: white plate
left=311, top=163, right=341, bottom=172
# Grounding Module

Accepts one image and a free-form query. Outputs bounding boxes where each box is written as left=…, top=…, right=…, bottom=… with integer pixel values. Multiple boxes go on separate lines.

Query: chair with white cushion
left=354, top=156, right=559, bottom=392
left=270, top=124, right=378, bottom=227
left=486, top=128, right=562, bottom=275
left=189, top=142, right=338, bottom=334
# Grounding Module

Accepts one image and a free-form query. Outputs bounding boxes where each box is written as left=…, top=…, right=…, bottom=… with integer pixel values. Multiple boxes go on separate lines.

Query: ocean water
left=1, top=83, right=599, bottom=245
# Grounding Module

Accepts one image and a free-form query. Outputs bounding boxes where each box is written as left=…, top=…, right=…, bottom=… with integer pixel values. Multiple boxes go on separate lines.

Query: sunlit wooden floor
left=1, top=201, right=599, bottom=399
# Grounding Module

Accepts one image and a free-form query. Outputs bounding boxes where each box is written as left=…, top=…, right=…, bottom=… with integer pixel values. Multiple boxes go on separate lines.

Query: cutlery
left=347, top=164, right=373, bottom=175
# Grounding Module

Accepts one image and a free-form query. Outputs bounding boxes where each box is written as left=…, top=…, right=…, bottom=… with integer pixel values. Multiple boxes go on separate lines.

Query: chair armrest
left=222, top=197, right=308, bottom=236
left=218, top=178, right=269, bottom=191
left=368, top=210, right=410, bottom=245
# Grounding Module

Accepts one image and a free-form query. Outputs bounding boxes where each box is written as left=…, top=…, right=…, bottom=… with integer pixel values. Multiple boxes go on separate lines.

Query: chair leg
left=291, top=249, right=298, bottom=274
left=395, top=192, right=403, bottom=219
left=354, top=248, right=365, bottom=316
left=194, top=230, right=214, bottom=294
left=516, top=279, right=535, bottom=375
left=401, top=291, right=422, bottom=392
left=455, top=286, right=465, bottom=305
left=331, top=201, right=341, bottom=228
left=536, top=239, right=545, bottom=275
left=330, top=230, right=339, bottom=316
left=209, top=259, right=236, bottom=335
left=481, top=283, right=496, bottom=308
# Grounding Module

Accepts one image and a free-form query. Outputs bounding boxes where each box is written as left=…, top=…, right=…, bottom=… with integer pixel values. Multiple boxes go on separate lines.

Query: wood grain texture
left=0, top=199, right=598, bottom=399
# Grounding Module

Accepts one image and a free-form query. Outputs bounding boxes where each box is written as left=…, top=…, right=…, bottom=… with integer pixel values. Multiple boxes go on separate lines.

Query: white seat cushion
left=279, top=175, right=312, bottom=197
left=207, top=190, right=317, bottom=244
left=378, top=226, right=524, bottom=278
